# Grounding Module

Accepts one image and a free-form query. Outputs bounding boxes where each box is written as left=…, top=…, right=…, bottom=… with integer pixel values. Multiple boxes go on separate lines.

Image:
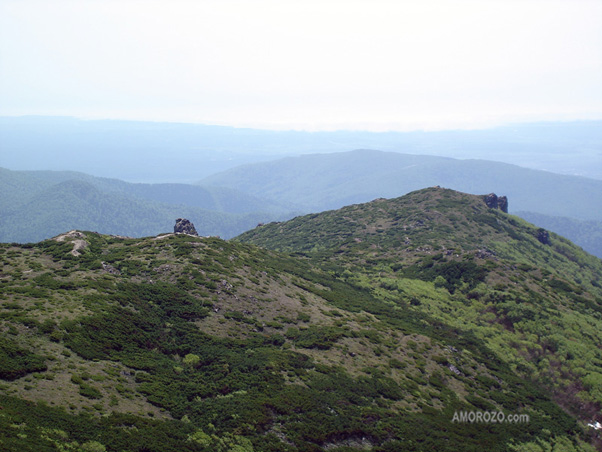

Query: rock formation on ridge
left=537, top=228, right=551, bottom=245
left=174, top=218, right=198, bottom=236
left=484, top=193, right=508, bottom=213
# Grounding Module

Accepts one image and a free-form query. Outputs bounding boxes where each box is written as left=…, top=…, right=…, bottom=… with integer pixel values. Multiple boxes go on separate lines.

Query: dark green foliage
left=0, top=340, right=47, bottom=380
left=547, top=277, right=574, bottom=294
left=288, top=325, right=346, bottom=350
left=223, top=310, right=261, bottom=328
left=36, top=240, right=75, bottom=261
left=296, top=312, right=311, bottom=322
left=473, top=213, right=503, bottom=231
left=55, top=282, right=210, bottom=374
left=0, top=395, right=202, bottom=452
left=78, top=383, right=102, bottom=399
left=115, top=281, right=211, bottom=321
left=33, top=272, right=77, bottom=290
left=401, top=259, right=488, bottom=293
left=38, top=319, right=57, bottom=334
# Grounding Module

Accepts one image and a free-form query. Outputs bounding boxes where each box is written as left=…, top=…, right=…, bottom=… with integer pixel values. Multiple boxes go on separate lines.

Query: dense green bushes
left=0, top=395, right=202, bottom=452
left=286, top=325, right=347, bottom=349
left=400, top=259, right=488, bottom=293
left=51, top=276, right=571, bottom=450
left=0, top=339, right=47, bottom=380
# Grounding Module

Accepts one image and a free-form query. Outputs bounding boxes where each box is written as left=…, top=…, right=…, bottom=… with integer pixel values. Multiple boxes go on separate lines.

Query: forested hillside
left=0, top=188, right=600, bottom=450
left=0, top=167, right=296, bottom=243
left=201, top=150, right=602, bottom=221
left=201, top=149, right=602, bottom=257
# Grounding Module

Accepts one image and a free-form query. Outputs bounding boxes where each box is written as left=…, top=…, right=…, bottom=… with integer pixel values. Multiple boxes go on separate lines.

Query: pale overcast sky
left=1, top=0, right=601, bottom=131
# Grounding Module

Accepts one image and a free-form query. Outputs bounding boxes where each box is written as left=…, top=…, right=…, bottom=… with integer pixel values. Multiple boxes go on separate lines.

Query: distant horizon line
left=2, top=113, right=602, bottom=134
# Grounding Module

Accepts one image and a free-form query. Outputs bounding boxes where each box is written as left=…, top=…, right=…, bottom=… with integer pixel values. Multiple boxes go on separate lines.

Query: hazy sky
left=1, top=0, right=601, bottom=131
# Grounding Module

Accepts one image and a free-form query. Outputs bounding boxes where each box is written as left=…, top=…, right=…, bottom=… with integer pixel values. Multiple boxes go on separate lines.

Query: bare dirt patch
left=54, top=230, right=89, bottom=256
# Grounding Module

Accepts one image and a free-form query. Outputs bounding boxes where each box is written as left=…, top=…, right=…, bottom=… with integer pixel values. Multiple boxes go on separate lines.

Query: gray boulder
left=484, top=193, right=508, bottom=213
left=174, top=218, right=198, bottom=236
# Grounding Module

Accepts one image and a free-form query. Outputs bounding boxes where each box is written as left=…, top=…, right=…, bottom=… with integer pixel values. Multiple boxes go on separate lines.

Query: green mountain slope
left=0, top=216, right=598, bottom=450
left=0, top=168, right=296, bottom=243
left=516, top=211, right=602, bottom=259
left=238, top=187, right=602, bottom=449
left=200, top=149, right=602, bottom=220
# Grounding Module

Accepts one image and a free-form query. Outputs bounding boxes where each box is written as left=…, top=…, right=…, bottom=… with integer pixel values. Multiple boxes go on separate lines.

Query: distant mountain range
left=2, top=116, right=601, bottom=182
left=200, top=149, right=602, bottom=220
left=2, top=149, right=602, bottom=258
left=0, top=167, right=297, bottom=243
left=200, top=149, right=602, bottom=257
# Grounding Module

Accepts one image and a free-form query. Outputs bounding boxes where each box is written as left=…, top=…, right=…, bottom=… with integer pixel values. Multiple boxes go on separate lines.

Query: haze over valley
left=2, top=117, right=601, bottom=182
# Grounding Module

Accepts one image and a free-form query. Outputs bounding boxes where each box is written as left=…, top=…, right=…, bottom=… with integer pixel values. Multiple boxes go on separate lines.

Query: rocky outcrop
left=174, top=218, right=198, bottom=236
left=536, top=228, right=551, bottom=245
left=497, top=196, right=508, bottom=213
left=484, top=193, right=508, bottom=213
left=101, top=261, right=121, bottom=275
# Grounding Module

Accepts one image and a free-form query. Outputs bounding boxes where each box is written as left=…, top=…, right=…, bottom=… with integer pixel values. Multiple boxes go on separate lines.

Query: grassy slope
left=238, top=187, right=602, bottom=449
left=0, top=224, right=595, bottom=451
left=516, top=211, right=602, bottom=259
